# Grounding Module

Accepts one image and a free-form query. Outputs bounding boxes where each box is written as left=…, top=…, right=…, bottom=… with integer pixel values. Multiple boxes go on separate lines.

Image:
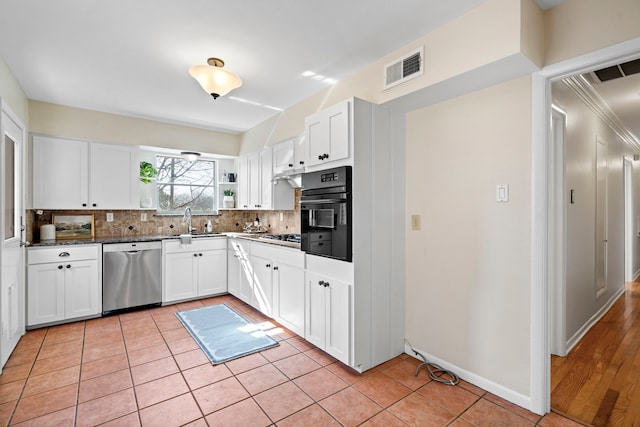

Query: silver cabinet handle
left=59, top=252, right=70, bottom=257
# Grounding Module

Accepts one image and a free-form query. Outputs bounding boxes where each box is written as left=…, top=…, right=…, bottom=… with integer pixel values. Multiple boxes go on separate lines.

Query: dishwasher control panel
left=102, top=241, right=162, bottom=252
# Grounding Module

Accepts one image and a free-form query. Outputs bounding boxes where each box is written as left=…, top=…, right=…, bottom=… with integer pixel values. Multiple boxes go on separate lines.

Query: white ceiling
left=0, top=0, right=573, bottom=135
left=587, top=71, right=640, bottom=140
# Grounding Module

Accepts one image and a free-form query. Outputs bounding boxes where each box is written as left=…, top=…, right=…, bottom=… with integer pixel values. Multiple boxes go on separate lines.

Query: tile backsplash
left=27, top=191, right=301, bottom=243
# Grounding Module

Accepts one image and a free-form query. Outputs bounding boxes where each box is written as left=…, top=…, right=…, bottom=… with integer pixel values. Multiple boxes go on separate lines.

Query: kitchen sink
left=165, top=232, right=221, bottom=237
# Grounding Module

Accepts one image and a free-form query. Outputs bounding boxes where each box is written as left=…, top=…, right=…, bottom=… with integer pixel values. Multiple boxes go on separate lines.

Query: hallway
left=551, top=282, right=640, bottom=426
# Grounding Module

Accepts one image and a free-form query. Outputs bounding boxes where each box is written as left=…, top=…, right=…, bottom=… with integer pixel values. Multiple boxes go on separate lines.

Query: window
left=156, top=155, right=217, bottom=214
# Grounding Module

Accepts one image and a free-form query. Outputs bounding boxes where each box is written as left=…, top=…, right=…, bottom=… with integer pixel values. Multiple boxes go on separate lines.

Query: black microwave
left=300, top=166, right=352, bottom=262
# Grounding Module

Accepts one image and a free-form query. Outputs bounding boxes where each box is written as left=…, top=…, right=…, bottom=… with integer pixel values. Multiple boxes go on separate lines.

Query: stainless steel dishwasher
left=102, top=241, right=162, bottom=314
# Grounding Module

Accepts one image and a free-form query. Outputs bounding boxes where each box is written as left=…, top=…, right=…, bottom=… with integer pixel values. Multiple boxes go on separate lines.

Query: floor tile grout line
left=116, top=311, right=144, bottom=427
left=5, top=325, right=61, bottom=426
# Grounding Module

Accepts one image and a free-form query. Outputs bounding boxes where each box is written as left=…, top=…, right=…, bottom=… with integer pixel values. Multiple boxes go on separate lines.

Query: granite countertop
left=30, top=232, right=301, bottom=250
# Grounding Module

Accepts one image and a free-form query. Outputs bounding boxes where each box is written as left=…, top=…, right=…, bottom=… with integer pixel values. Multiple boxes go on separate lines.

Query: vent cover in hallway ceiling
left=384, top=46, right=424, bottom=90
left=590, top=58, right=640, bottom=83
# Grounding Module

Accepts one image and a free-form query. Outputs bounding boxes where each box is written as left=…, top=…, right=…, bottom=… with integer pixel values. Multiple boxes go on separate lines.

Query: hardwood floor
left=551, top=282, right=640, bottom=426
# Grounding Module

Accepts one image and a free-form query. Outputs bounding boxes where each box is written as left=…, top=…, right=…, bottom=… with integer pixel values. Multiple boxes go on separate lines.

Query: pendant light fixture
left=180, top=151, right=201, bottom=161
left=189, top=57, right=242, bottom=99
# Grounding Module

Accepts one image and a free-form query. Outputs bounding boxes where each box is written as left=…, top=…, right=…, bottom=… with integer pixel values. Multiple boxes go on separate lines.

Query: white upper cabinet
left=90, top=142, right=139, bottom=209
left=32, top=135, right=89, bottom=209
left=238, top=146, right=293, bottom=210
left=32, top=135, right=139, bottom=209
left=272, top=138, right=295, bottom=175
left=304, top=100, right=350, bottom=168
left=273, top=135, right=305, bottom=174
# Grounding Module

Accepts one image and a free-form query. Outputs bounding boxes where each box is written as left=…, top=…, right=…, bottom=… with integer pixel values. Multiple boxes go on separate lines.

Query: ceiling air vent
left=384, top=46, right=424, bottom=90
left=590, top=58, right=640, bottom=83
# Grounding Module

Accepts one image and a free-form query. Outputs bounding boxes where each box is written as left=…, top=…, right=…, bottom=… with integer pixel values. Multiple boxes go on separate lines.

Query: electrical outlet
left=411, top=214, right=421, bottom=230
left=140, top=213, right=147, bottom=222
left=106, top=212, right=114, bottom=222
left=280, top=212, right=284, bottom=221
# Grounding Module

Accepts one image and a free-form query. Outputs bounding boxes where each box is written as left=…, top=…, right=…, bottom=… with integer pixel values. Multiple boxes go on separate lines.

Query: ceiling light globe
left=189, top=59, right=242, bottom=99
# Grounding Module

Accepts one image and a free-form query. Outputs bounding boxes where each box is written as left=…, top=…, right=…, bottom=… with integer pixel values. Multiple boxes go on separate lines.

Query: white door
left=197, top=250, right=227, bottom=296
left=325, top=278, right=350, bottom=364
left=26, top=263, right=65, bottom=326
left=595, top=136, right=608, bottom=298
left=64, top=259, right=100, bottom=319
left=32, top=135, right=88, bottom=209
left=624, top=157, right=634, bottom=282
left=164, top=252, right=197, bottom=302
left=274, top=263, right=305, bottom=336
left=1, top=101, right=25, bottom=368
left=305, top=272, right=327, bottom=349
left=251, top=254, right=273, bottom=316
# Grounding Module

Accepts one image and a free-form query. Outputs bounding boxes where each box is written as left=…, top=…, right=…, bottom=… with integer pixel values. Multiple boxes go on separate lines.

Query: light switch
left=411, top=215, right=421, bottom=230
left=106, top=212, right=114, bottom=222
left=496, top=184, right=509, bottom=202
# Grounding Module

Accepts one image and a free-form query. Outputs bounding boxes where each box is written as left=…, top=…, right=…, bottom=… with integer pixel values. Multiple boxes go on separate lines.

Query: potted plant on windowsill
left=139, top=161, right=158, bottom=208
left=223, top=188, right=235, bottom=208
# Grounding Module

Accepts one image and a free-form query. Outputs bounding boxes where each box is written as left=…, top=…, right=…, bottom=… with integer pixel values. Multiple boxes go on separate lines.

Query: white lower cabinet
left=27, top=245, right=101, bottom=327
left=251, top=251, right=274, bottom=317
left=251, top=242, right=305, bottom=333
left=163, top=238, right=227, bottom=303
left=227, top=238, right=253, bottom=303
left=305, top=270, right=351, bottom=364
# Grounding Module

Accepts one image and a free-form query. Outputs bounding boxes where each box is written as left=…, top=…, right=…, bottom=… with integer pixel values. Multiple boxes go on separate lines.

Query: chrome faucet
left=182, top=206, right=193, bottom=233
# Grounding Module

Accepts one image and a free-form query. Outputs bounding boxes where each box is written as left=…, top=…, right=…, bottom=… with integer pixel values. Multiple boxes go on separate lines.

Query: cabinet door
left=227, top=248, right=240, bottom=297
left=294, top=135, right=306, bottom=170
left=325, top=278, right=351, bottom=364
left=27, top=263, right=65, bottom=326
left=32, top=135, right=89, bottom=209
left=251, top=254, right=273, bottom=316
left=197, top=250, right=227, bottom=296
left=228, top=239, right=253, bottom=304
left=90, top=143, right=139, bottom=209
left=238, top=155, right=249, bottom=209
left=248, top=151, right=261, bottom=208
left=305, top=101, right=349, bottom=167
left=164, top=252, right=197, bottom=302
left=64, top=260, right=100, bottom=319
left=274, top=263, right=305, bottom=336
left=305, top=271, right=327, bottom=349
left=259, top=147, right=273, bottom=210
left=272, top=139, right=294, bottom=174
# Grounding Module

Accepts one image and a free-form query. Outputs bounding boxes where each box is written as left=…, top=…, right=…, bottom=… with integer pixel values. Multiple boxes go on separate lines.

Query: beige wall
left=29, top=101, right=241, bottom=157
left=406, top=75, right=533, bottom=396
left=544, top=0, right=640, bottom=65
left=0, top=56, right=28, bottom=125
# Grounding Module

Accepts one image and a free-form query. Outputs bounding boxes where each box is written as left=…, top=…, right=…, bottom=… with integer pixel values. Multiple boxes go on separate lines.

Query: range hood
left=272, top=170, right=302, bottom=188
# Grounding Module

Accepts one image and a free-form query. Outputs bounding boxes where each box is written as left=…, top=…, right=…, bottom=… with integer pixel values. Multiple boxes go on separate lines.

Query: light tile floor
left=0, top=294, right=586, bottom=426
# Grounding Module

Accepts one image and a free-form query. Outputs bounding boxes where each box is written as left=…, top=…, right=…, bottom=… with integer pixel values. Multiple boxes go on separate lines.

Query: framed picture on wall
left=53, top=214, right=95, bottom=240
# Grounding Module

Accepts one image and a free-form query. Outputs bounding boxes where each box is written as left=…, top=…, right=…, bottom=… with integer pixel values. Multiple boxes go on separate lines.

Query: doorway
left=534, top=41, right=640, bottom=416
left=0, top=100, right=25, bottom=369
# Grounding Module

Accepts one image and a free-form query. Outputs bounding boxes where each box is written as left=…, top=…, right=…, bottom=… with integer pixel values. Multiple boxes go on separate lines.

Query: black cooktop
left=261, top=233, right=301, bottom=244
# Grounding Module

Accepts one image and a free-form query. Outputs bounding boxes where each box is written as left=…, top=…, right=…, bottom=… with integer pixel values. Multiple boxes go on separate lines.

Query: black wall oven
left=300, top=166, right=352, bottom=262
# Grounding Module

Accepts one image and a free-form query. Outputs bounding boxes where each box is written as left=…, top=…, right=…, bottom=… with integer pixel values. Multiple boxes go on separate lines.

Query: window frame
left=155, top=154, right=218, bottom=215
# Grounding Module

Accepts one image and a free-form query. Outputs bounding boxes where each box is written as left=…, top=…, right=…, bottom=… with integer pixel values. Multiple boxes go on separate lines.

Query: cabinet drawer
left=28, top=245, right=100, bottom=265
left=163, top=237, right=227, bottom=254
left=252, top=241, right=305, bottom=268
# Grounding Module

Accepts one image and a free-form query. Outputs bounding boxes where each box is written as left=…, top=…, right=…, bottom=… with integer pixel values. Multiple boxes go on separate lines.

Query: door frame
left=530, top=37, right=640, bottom=414
left=0, top=98, right=26, bottom=369
left=624, top=156, right=634, bottom=282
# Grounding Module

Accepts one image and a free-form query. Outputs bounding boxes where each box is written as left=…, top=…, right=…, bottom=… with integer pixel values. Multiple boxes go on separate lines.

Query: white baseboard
left=633, top=269, right=640, bottom=282
left=563, top=287, right=625, bottom=354
left=403, top=343, right=533, bottom=413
